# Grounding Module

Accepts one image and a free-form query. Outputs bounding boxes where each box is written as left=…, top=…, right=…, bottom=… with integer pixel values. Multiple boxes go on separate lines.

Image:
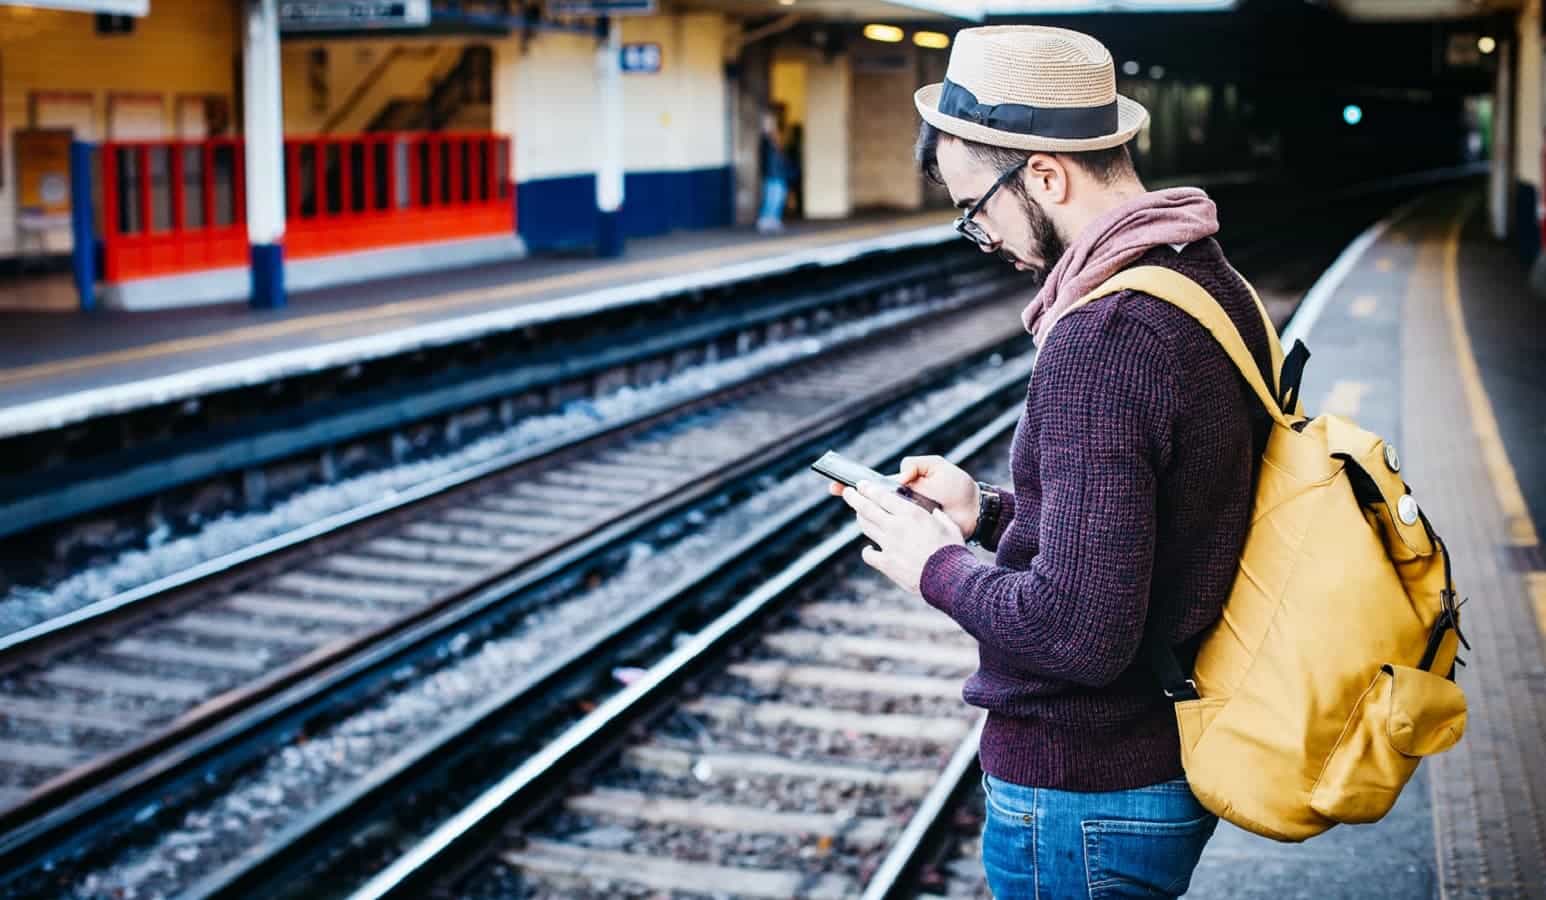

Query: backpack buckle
left=1164, top=679, right=1200, bottom=701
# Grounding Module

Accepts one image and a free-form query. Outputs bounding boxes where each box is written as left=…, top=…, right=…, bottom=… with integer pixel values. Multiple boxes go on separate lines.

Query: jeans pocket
left=1081, top=813, right=1218, bottom=899
left=982, top=773, right=1036, bottom=819
left=981, top=775, right=1037, bottom=899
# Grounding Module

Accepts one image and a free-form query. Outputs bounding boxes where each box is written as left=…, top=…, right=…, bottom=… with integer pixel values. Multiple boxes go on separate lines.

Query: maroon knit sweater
left=920, top=238, right=1273, bottom=792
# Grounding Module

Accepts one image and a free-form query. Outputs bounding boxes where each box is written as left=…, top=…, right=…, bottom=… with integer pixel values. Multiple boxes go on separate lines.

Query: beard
left=1001, top=193, right=1066, bottom=287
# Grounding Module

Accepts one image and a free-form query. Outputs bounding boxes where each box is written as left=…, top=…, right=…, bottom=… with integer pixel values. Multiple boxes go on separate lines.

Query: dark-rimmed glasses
left=954, top=159, right=1026, bottom=249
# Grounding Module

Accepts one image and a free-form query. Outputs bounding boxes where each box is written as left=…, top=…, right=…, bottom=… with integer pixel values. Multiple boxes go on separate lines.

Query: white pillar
left=596, top=17, right=625, bottom=256
left=243, top=0, right=287, bottom=307
left=1490, top=38, right=1514, bottom=242
left=1515, top=0, right=1541, bottom=246
left=802, top=53, right=852, bottom=220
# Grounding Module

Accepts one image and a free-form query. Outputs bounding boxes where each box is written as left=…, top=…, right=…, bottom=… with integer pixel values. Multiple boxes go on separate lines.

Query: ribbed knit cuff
left=920, top=543, right=981, bottom=617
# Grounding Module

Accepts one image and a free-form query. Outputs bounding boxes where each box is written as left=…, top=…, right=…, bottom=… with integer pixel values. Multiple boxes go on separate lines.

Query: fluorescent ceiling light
left=914, top=30, right=952, bottom=48
left=880, top=0, right=986, bottom=21
left=984, top=0, right=1236, bottom=12
left=0, top=0, right=148, bottom=12
left=864, top=23, right=906, bottom=41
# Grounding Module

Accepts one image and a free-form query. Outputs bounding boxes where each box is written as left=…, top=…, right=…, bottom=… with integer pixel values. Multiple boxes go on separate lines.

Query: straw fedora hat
left=915, top=25, right=1148, bottom=153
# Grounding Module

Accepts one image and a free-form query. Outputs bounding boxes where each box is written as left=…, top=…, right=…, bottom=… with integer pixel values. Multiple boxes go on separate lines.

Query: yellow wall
left=492, top=12, right=730, bottom=183
left=849, top=45, right=923, bottom=211
left=0, top=0, right=239, bottom=255
left=770, top=58, right=806, bottom=128
left=500, top=29, right=600, bottom=182
left=0, top=6, right=732, bottom=259
left=279, top=38, right=468, bottom=135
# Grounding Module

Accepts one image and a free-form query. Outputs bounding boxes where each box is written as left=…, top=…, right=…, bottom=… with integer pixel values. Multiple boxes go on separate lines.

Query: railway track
left=5, top=178, right=1455, bottom=899
left=341, top=405, right=1023, bottom=900
left=323, top=183, right=1405, bottom=900
left=1, top=276, right=1035, bottom=898
left=906, top=792, right=990, bottom=900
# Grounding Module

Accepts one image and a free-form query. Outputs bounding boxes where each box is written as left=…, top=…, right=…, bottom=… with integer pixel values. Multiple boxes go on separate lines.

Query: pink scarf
left=1022, top=187, right=1220, bottom=345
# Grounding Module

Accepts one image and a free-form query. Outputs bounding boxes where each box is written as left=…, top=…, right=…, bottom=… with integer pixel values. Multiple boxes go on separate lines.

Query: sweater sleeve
left=919, top=302, right=1180, bottom=687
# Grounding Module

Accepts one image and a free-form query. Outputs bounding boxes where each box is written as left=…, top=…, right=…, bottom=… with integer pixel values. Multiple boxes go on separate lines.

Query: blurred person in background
left=757, top=105, right=791, bottom=233
left=786, top=123, right=805, bottom=218
left=829, top=24, right=1274, bottom=899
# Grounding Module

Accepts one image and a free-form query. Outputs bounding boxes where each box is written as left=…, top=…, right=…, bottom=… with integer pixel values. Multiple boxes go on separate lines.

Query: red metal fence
left=99, top=132, right=514, bottom=282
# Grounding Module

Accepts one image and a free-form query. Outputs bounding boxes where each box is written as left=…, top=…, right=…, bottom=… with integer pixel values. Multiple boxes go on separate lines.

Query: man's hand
left=826, top=454, right=980, bottom=539
left=840, top=480, right=965, bottom=595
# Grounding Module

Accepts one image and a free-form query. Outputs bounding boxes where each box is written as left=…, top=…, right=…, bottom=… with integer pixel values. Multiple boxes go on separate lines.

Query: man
left=829, top=25, right=1276, bottom=898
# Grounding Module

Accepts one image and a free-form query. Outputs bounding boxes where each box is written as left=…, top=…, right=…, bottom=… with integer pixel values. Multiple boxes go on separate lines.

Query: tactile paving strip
left=1403, top=194, right=1546, bottom=900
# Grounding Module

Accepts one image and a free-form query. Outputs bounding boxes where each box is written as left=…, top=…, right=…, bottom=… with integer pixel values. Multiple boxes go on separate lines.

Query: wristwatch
left=968, top=481, right=1001, bottom=548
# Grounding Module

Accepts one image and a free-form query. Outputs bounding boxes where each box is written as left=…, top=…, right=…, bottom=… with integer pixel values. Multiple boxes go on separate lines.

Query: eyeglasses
left=954, top=159, right=1027, bottom=249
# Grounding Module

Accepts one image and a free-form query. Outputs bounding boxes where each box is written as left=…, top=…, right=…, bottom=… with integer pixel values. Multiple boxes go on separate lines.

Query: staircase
left=367, top=45, right=493, bottom=133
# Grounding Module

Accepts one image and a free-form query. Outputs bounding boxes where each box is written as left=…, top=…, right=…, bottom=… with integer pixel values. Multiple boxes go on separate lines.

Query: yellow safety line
left=1527, top=573, right=1546, bottom=645
left=1320, top=379, right=1372, bottom=417
left=1441, top=197, right=1541, bottom=549
left=0, top=215, right=946, bottom=387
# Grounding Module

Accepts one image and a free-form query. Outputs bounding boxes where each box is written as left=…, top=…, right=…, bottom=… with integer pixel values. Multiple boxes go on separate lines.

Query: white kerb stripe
left=1279, top=196, right=1424, bottom=351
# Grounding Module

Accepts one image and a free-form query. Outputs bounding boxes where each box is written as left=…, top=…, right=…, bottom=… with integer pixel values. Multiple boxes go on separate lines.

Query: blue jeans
left=981, top=773, right=1217, bottom=899
left=758, top=177, right=788, bottom=226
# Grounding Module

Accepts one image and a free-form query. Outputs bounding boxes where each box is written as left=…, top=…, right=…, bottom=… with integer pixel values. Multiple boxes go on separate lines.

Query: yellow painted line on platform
left=1442, top=198, right=1540, bottom=548
left=1320, top=380, right=1371, bottom=418
left=0, top=216, right=946, bottom=388
left=1527, top=573, right=1546, bottom=644
left=1349, top=294, right=1379, bottom=318
left=310, top=316, right=425, bottom=342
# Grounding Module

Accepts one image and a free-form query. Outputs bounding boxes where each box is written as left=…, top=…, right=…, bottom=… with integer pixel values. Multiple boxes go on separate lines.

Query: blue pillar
left=250, top=243, right=286, bottom=309
left=597, top=210, right=623, bottom=258
left=69, top=141, right=96, bottom=311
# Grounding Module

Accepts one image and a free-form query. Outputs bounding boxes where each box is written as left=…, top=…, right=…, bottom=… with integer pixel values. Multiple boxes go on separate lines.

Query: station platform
left=0, top=212, right=951, bottom=440
left=1186, top=185, right=1546, bottom=899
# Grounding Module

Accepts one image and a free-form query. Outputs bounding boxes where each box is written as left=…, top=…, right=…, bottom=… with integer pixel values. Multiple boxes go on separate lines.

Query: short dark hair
left=915, top=120, right=1134, bottom=188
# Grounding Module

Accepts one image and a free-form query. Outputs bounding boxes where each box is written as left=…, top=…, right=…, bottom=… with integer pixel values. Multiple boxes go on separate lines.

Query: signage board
left=0, top=1, right=148, bottom=13
left=619, top=42, right=661, bottom=74
left=279, top=0, right=430, bottom=31
left=548, top=0, right=656, bottom=16
left=15, top=129, right=74, bottom=220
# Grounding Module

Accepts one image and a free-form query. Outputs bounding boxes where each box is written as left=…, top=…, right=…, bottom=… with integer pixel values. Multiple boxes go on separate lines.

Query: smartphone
left=811, top=450, right=942, bottom=513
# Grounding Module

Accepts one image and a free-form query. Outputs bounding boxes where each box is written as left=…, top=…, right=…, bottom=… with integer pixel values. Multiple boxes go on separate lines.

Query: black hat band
left=937, top=78, right=1119, bottom=140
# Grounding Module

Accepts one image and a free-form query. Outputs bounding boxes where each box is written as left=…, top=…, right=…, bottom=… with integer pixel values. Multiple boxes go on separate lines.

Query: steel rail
left=0, top=295, right=1029, bottom=895
left=339, top=404, right=1026, bottom=900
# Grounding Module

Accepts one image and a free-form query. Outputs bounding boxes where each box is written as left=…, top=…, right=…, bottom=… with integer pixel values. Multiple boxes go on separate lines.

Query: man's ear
left=1024, top=153, right=1070, bottom=205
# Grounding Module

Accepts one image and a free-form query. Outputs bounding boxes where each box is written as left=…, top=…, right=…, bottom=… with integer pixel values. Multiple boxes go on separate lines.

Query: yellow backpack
left=1075, top=266, right=1470, bottom=843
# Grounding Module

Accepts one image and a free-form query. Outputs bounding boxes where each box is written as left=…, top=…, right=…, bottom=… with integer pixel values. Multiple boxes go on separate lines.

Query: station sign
left=0, top=0, right=148, bottom=13
left=619, top=42, right=662, bottom=74
left=278, top=0, right=430, bottom=32
left=548, top=0, right=656, bottom=16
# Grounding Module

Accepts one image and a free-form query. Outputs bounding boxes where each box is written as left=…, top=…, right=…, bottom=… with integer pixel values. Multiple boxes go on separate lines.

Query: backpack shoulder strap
left=1070, top=265, right=1293, bottom=428
left=1229, top=264, right=1289, bottom=400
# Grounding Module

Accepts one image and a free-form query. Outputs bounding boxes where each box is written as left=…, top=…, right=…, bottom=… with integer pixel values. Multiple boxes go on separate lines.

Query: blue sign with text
left=279, top=0, right=430, bottom=31
left=620, top=42, right=662, bottom=74
left=550, top=0, right=656, bottom=15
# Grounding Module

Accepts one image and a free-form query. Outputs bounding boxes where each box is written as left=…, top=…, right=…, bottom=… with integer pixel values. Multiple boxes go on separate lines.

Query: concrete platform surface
left=1186, top=186, right=1546, bottom=899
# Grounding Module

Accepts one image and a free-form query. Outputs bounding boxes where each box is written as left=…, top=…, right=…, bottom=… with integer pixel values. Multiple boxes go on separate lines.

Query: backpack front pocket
left=1309, top=663, right=1467, bottom=823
